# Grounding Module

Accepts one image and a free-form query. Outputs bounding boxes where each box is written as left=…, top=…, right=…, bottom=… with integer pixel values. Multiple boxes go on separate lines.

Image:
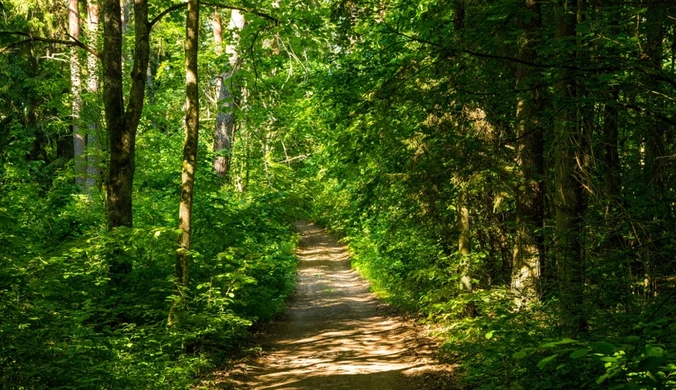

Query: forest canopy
left=0, top=0, right=674, bottom=388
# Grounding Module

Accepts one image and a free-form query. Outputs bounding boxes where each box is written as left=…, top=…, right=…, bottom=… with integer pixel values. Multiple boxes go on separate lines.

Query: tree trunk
left=512, top=0, right=544, bottom=304
left=457, top=188, right=476, bottom=317
left=69, top=0, right=85, bottom=189
left=213, top=10, right=245, bottom=181
left=121, top=0, right=132, bottom=67
left=458, top=199, right=471, bottom=291
left=453, top=0, right=465, bottom=31
left=554, top=0, right=588, bottom=336
left=210, top=9, right=223, bottom=51
left=451, top=0, right=475, bottom=317
left=603, top=95, right=620, bottom=199
left=640, top=1, right=669, bottom=299
left=644, top=3, right=667, bottom=197
left=102, top=0, right=149, bottom=231
left=85, top=0, right=100, bottom=191
left=170, top=0, right=200, bottom=326
left=102, top=0, right=125, bottom=225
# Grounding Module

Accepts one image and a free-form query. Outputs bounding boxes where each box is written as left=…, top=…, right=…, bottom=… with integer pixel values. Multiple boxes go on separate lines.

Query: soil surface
left=210, top=221, right=459, bottom=389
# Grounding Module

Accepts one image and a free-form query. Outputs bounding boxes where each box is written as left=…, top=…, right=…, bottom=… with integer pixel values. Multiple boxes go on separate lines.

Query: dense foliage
left=300, top=1, right=676, bottom=389
left=1, top=0, right=675, bottom=389
left=0, top=0, right=305, bottom=387
left=0, top=131, right=300, bottom=388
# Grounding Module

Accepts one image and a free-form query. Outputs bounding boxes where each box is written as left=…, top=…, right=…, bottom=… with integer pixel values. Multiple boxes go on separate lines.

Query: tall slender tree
left=452, top=1, right=476, bottom=317
left=171, top=0, right=200, bottom=326
left=511, top=0, right=545, bottom=303
left=85, top=0, right=100, bottom=191
left=554, top=0, right=588, bottom=335
left=69, top=0, right=85, bottom=188
left=644, top=2, right=667, bottom=198
left=213, top=9, right=245, bottom=181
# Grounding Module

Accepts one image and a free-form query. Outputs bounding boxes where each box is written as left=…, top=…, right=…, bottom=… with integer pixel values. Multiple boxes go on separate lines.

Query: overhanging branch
left=383, top=23, right=676, bottom=88
left=149, top=3, right=186, bottom=28
left=0, top=31, right=99, bottom=58
left=202, top=1, right=279, bottom=24
left=150, top=1, right=278, bottom=30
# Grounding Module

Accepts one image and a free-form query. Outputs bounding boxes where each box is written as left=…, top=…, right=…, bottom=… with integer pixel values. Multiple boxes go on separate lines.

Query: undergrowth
left=0, top=172, right=301, bottom=389
left=310, top=179, right=676, bottom=390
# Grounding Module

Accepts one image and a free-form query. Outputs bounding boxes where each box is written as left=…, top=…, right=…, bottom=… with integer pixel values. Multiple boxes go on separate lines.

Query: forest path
left=213, top=221, right=458, bottom=389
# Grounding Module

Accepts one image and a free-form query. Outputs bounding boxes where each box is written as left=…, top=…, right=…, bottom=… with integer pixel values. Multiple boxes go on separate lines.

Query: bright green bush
left=0, top=179, right=300, bottom=388
left=309, top=174, right=675, bottom=390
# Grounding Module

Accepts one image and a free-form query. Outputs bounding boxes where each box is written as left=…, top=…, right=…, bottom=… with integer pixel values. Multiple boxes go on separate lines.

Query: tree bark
left=451, top=0, right=475, bottom=317
left=211, top=9, right=223, bottom=51
left=512, top=0, right=544, bottom=304
left=458, top=199, right=471, bottom=291
left=121, top=0, right=133, bottom=67
left=453, top=0, right=465, bottom=31
left=69, top=0, right=85, bottom=189
left=102, top=0, right=150, bottom=230
left=213, top=10, right=245, bottom=181
left=85, top=0, right=100, bottom=191
left=644, top=3, right=667, bottom=196
left=170, top=0, right=200, bottom=326
left=603, top=96, right=620, bottom=199
left=639, top=1, right=669, bottom=299
left=554, top=0, right=588, bottom=336
left=457, top=188, right=476, bottom=317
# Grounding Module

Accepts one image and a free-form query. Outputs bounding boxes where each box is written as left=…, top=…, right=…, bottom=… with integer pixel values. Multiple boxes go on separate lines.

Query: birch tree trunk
left=85, top=0, right=100, bottom=191
left=213, top=10, right=245, bottom=181
left=69, top=0, right=85, bottom=189
left=170, top=0, right=200, bottom=326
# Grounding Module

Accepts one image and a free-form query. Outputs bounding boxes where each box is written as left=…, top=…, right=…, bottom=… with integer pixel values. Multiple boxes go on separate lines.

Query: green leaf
left=596, top=373, right=609, bottom=384
left=537, top=354, right=559, bottom=370
left=644, top=346, right=664, bottom=358
left=569, top=348, right=590, bottom=359
left=513, top=351, right=528, bottom=359
left=591, top=341, right=615, bottom=355
left=485, top=330, right=494, bottom=340
left=638, top=356, right=664, bottom=372
left=540, top=338, right=577, bottom=348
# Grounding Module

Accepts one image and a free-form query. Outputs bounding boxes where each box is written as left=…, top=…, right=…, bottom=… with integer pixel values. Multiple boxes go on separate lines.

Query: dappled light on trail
left=216, top=221, right=457, bottom=389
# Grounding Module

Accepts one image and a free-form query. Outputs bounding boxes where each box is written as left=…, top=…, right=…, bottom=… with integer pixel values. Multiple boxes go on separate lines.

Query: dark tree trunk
left=512, top=0, right=545, bottom=303
left=102, top=0, right=125, bottom=225
left=554, top=0, right=588, bottom=336
left=639, top=0, right=670, bottom=299
left=102, top=0, right=149, bottom=229
left=644, top=3, right=667, bottom=197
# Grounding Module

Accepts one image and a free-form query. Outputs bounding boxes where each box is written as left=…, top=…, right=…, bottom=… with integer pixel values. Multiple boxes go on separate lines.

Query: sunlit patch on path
left=213, top=221, right=458, bottom=389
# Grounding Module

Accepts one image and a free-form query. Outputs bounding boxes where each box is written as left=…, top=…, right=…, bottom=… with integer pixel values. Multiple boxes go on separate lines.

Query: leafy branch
left=149, top=1, right=279, bottom=30
left=0, top=31, right=98, bottom=58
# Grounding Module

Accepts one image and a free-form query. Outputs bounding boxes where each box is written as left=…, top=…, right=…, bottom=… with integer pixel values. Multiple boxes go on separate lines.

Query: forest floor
left=207, top=221, right=461, bottom=389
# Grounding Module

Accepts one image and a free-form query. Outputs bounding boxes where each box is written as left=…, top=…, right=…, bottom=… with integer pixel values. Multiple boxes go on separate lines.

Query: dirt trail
left=218, top=221, right=458, bottom=389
